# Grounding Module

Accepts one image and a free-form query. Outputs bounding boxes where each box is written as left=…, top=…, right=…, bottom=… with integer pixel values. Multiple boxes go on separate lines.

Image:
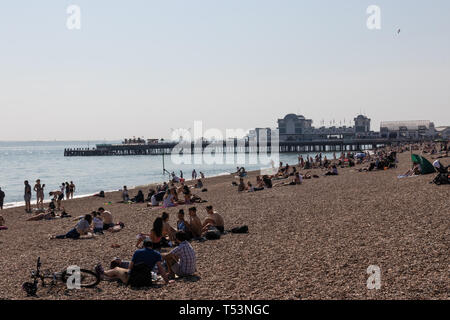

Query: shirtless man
left=34, top=179, right=45, bottom=209
left=202, top=205, right=225, bottom=233
left=188, top=207, right=202, bottom=238
left=97, top=207, right=114, bottom=229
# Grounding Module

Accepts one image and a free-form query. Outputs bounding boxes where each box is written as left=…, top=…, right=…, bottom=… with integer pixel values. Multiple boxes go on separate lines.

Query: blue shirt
left=177, top=220, right=187, bottom=232
left=131, top=248, right=162, bottom=269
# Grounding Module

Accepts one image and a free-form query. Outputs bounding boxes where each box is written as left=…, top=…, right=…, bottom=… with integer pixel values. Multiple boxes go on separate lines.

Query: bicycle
left=22, top=257, right=101, bottom=296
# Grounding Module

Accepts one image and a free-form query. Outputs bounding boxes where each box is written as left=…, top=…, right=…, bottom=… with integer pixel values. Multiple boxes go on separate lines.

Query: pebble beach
left=0, top=152, right=448, bottom=300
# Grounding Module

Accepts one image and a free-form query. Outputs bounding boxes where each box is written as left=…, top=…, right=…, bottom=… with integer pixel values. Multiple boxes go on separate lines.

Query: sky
left=0, top=0, right=449, bottom=141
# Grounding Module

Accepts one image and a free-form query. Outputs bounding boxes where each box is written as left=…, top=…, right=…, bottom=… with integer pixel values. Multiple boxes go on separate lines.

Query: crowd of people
left=17, top=180, right=76, bottom=214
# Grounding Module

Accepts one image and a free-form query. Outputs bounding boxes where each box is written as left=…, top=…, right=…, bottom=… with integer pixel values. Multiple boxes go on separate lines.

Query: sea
left=0, top=141, right=337, bottom=208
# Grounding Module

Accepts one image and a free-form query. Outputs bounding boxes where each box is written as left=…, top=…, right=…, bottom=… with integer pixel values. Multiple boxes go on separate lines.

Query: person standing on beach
left=69, top=181, right=75, bottom=199
left=33, top=179, right=45, bottom=209
left=65, top=182, right=70, bottom=200
left=24, top=181, right=32, bottom=213
left=0, top=187, right=5, bottom=210
left=192, top=169, right=197, bottom=180
left=180, top=170, right=183, bottom=179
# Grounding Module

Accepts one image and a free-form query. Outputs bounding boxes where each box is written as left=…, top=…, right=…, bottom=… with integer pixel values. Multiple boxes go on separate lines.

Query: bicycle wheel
left=62, top=269, right=100, bottom=288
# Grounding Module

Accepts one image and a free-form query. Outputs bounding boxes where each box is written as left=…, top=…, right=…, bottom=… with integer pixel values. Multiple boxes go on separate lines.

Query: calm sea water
left=0, top=141, right=335, bottom=208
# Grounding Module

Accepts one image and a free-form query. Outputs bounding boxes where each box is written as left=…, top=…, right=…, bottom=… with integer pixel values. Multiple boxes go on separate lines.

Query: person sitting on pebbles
left=97, top=207, right=124, bottom=232
left=201, top=205, right=225, bottom=234
left=187, top=207, right=202, bottom=238
left=163, top=231, right=197, bottom=279
left=99, top=238, right=172, bottom=285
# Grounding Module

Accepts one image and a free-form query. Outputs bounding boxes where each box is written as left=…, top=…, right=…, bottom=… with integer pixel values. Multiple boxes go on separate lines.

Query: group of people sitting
left=96, top=205, right=225, bottom=287
left=136, top=205, right=225, bottom=247
left=49, top=207, right=124, bottom=239
left=120, top=179, right=207, bottom=208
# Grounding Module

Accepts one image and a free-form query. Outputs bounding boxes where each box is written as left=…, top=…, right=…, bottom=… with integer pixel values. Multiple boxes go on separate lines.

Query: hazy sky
left=0, top=0, right=449, bottom=140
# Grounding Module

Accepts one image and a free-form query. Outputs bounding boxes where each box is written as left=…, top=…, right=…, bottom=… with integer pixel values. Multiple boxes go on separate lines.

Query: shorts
left=58, top=194, right=64, bottom=201
left=94, top=228, right=104, bottom=234
left=216, top=225, right=224, bottom=233
left=24, top=194, right=31, bottom=202
left=103, top=223, right=115, bottom=230
left=171, top=263, right=192, bottom=277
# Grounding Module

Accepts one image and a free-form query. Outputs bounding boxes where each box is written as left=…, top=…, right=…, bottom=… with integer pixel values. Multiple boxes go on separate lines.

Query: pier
left=64, top=137, right=428, bottom=157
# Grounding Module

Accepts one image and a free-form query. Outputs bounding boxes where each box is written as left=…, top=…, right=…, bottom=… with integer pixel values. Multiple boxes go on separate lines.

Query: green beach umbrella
left=411, top=154, right=435, bottom=175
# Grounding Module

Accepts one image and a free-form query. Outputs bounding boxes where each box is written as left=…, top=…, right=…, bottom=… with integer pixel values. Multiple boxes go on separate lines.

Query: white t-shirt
left=433, top=160, right=441, bottom=169
left=151, top=194, right=158, bottom=206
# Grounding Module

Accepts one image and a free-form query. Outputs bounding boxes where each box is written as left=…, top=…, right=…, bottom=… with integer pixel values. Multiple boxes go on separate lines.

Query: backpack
left=432, top=173, right=449, bottom=185
left=204, top=227, right=221, bottom=240
left=231, top=225, right=249, bottom=234
left=127, top=263, right=153, bottom=288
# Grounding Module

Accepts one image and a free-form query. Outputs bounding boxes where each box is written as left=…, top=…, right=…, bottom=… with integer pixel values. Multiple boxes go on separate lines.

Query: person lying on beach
left=26, top=209, right=55, bottom=221
left=163, top=231, right=197, bottom=279
left=50, top=214, right=93, bottom=240
left=201, top=205, right=225, bottom=234
left=101, top=238, right=171, bottom=285
left=359, top=161, right=376, bottom=172
left=433, top=159, right=449, bottom=174
left=324, top=165, right=338, bottom=176
left=247, top=181, right=255, bottom=192
left=302, top=171, right=312, bottom=179
left=274, top=171, right=302, bottom=187
left=188, top=207, right=202, bottom=238
left=136, top=217, right=164, bottom=249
